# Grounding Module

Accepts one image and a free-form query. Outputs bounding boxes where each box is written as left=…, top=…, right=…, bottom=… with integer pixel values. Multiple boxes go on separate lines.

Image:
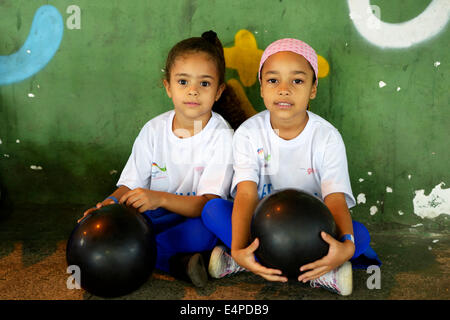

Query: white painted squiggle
left=347, top=0, right=450, bottom=48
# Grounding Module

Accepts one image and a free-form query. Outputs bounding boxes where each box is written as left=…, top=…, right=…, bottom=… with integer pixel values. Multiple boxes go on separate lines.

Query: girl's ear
left=163, top=79, right=172, bottom=98
left=309, top=82, right=317, bottom=100
left=215, top=83, right=226, bottom=101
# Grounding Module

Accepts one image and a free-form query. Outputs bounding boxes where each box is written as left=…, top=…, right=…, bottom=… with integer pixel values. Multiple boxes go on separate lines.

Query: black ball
left=251, top=189, right=337, bottom=279
left=66, top=204, right=157, bottom=297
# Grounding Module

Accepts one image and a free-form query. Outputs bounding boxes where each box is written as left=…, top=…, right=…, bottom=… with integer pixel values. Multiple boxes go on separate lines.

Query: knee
left=201, top=198, right=226, bottom=226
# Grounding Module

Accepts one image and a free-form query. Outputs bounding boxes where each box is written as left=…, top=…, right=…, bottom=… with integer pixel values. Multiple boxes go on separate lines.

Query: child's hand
left=119, top=188, right=163, bottom=212
left=297, top=231, right=355, bottom=283
left=232, top=238, right=288, bottom=283
left=77, top=198, right=116, bottom=223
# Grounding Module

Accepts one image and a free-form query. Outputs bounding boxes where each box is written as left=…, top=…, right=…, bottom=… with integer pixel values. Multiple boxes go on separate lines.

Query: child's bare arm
left=78, top=185, right=131, bottom=222
left=119, top=188, right=219, bottom=218
left=231, top=181, right=259, bottom=252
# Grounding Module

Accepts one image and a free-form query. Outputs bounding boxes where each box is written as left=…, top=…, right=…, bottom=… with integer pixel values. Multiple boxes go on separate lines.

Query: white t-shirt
left=231, top=110, right=356, bottom=208
left=117, top=110, right=234, bottom=199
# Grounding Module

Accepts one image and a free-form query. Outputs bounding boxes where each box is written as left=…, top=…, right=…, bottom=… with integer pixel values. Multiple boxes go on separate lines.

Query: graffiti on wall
left=0, top=5, right=64, bottom=86
left=347, top=0, right=450, bottom=48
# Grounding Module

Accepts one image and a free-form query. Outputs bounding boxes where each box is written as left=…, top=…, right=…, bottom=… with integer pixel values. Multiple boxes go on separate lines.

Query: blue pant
left=142, top=208, right=218, bottom=273
left=201, top=198, right=381, bottom=269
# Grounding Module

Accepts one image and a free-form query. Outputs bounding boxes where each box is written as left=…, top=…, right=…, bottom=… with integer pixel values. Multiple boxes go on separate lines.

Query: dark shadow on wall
left=0, top=139, right=128, bottom=208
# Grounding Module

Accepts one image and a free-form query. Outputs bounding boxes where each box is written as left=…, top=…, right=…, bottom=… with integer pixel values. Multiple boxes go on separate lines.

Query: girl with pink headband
left=201, top=37, right=380, bottom=296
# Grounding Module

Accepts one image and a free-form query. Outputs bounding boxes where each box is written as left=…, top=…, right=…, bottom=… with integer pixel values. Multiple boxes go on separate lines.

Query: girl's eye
left=178, top=79, right=187, bottom=85
left=293, top=79, right=303, bottom=84
left=200, top=81, right=210, bottom=87
left=267, top=79, right=278, bottom=84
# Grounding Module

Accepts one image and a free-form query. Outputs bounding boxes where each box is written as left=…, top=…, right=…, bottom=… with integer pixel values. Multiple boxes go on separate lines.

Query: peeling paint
left=378, top=80, right=386, bottom=88
left=359, top=178, right=364, bottom=182
left=413, top=182, right=450, bottom=219
left=370, top=206, right=378, bottom=215
left=30, top=165, right=43, bottom=170
left=386, top=186, right=393, bottom=193
left=357, top=193, right=366, bottom=204
left=398, top=210, right=404, bottom=215
left=434, top=61, right=440, bottom=67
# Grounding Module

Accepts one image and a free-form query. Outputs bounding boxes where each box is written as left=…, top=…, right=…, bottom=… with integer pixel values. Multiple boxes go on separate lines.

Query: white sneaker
left=309, top=261, right=353, bottom=296
left=208, top=245, right=246, bottom=278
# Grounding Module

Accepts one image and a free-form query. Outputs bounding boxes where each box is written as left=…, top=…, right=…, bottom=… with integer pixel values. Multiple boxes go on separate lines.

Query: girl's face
left=260, top=51, right=317, bottom=124
left=163, top=52, right=225, bottom=126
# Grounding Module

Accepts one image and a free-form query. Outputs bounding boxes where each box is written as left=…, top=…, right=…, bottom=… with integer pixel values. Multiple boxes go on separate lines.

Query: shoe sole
left=208, top=246, right=226, bottom=278
left=337, top=261, right=353, bottom=296
left=187, top=253, right=208, bottom=288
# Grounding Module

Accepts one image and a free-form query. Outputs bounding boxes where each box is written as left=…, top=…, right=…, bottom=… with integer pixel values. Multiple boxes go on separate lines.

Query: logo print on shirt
left=151, top=162, right=167, bottom=179
left=257, top=148, right=271, bottom=167
left=299, top=167, right=316, bottom=175
left=194, top=166, right=205, bottom=173
left=152, top=162, right=167, bottom=172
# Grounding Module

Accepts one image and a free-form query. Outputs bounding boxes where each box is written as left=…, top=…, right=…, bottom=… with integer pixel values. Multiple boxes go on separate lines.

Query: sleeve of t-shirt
left=196, top=129, right=234, bottom=199
left=320, top=130, right=356, bottom=208
left=116, top=125, right=153, bottom=190
left=230, top=126, right=260, bottom=198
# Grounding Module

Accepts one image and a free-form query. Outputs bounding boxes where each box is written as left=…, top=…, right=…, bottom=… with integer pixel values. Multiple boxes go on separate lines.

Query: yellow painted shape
left=225, top=30, right=330, bottom=86
left=317, top=55, right=329, bottom=78
left=224, top=30, right=263, bottom=87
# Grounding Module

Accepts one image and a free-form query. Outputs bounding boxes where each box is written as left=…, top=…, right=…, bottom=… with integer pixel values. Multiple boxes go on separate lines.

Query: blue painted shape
left=0, top=5, right=63, bottom=86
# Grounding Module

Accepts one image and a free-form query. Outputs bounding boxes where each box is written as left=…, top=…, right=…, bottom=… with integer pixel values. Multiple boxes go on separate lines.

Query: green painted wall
left=0, top=0, right=449, bottom=226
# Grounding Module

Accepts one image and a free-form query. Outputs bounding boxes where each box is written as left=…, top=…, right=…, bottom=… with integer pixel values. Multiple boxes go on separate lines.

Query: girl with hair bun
left=80, top=31, right=246, bottom=287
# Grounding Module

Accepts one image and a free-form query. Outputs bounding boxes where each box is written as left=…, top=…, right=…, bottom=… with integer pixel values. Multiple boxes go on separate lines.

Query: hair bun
left=201, top=30, right=217, bottom=44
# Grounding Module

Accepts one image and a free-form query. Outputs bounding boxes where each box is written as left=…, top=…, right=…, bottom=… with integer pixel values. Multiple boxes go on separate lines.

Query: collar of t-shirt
left=167, top=110, right=217, bottom=144
left=265, top=110, right=313, bottom=147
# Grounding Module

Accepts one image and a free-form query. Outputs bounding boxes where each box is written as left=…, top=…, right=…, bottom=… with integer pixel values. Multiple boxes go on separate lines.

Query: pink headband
left=258, top=38, right=318, bottom=86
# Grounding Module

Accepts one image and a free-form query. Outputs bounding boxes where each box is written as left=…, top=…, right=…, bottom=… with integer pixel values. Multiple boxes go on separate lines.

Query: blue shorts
left=141, top=208, right=218, bottom=273
left=201, top=198, right=381, bottom=269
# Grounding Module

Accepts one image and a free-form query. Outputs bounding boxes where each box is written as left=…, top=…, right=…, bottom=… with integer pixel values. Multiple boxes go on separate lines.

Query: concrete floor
left=0, top=204, right=448, bottom=301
